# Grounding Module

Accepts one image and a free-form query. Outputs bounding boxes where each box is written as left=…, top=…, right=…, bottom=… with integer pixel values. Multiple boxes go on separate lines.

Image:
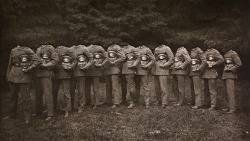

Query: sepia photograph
left=0, top=0, right=250, bottom=140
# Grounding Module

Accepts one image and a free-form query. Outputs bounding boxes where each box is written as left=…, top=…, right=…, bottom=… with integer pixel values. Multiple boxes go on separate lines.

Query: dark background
left=1, top=0, right=250, bottom=90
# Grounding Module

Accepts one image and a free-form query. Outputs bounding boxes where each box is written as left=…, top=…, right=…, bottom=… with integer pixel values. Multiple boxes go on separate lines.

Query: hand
left=224, top=67, right=231, bottom=71
left=40, top=63, right=48, bottom=67
left=22, top=68, right=30, bottom=72
left=175, top=65, right=181, bottom=69
left=110, top=61, right=116, bottom=65
left=194, top=67, right=200, bottom=72
left=128, top=65, right=134, bottom=68
left=159, top=64, right=165, bottom=68
left=80, top=67, right=87, bottom=70
left=95, top=64, right=102, bottom=67
left=142, top=65, right=148, bottom=69
left=66, top=66, right=72, bottom=70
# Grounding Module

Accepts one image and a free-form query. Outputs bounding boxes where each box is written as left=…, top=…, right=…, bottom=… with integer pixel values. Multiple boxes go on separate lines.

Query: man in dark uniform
left=53, top=46, right=75, bottom=117
left=86, top=45, right=109, bottom=110
left=202, top=47, right=224, bottom=110
left=171, top=46, right=191, bottom=106
left=222, top=48, right=242, bottom=114
left=70, top=45, right=93, bottom=113
left=105, top=44, right=125, bottom=108
left=35, top=45, right=59, bottom=121
left=135, top=45, right=155, bottom=108
left=189, top=47, right=207, bottom=109
left=121, top=45, right=139, bottom=109
left=152, top=45, right=174, bottom=108
left=6, top=45, right=40, bottom=123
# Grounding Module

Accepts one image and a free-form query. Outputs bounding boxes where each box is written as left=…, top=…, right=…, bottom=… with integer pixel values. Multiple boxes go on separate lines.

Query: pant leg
left=105, top=75, right=112, bottom=104
left=112, top=75, right=122, bottom=105
left=172, top=75, right=179, bottom=103
left=192, top=76, right=202, bottom=107
left=93, top=77, right=101, bottom=105
left=208, top=79, right=217, bottom=108
left=121, top=75, right=127, bottom=103
left=85, top=76, right=92, bottom=105
left=225, top=79, right=236, bottom=111
left=154, top=76, right=161, bottom=103
left=35, top=78, right=44, bottom=115
left=61, top=79, right=71, bottom=111
left=9, top=82, right=19, bottom=117
left=190, top=77, right=195, bottom=105
left=203, top=79, right=211, bottom=107
left=140, top=75, right=149, bottom=105
left=159, top=76, right=168, bottom=105
left=76, top=77, right=85, bottom=111
left=70, top=78, right=76, bottom=109
left=41, top=77, right=54, bottom=116
left=135, top=75, right=141, bottom=102
left=177, top=75, right=185, bottom=105
left=19, top=83, right=32, bottom=121
left=125, top=74, right=135, bottom=104
left=52, top=79, right=60, bottom=111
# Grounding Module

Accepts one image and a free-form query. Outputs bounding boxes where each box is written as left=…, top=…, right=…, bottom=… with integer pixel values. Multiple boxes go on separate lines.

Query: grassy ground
left=1, top=77, right=250, bottom=141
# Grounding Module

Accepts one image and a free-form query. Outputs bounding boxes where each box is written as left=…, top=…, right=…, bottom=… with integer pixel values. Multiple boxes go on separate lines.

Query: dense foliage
left=1, top=0, right=250, bottom=77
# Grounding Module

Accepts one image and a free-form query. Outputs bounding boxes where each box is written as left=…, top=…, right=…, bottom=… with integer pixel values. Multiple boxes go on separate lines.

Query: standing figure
left=53, top=46, right=74, bottom=117
left=86, top=45, right=109, bottom=110
left=136, top=45, right=155, bottom=108
left=105, top=44, right=126, bottom=108
left=189, top=47, right=207, bottom=109
left=70, top=45, right=93, bottom=113
left=202, top=47, right=224, bottom=110
left=222, top=49, right=242, bottom=114
left=152, top=45, right=174, bottom=108
left=6, top=46, right=40, bottom=123
left=35, top=45, right=59, bottom=121
left=171, top=47, right=191, bottom=106
left=121, top=45, right=139, bottom=109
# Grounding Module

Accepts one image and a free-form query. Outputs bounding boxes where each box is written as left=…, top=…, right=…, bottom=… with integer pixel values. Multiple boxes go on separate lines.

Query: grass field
left=1, top=77, right=250, bottom=141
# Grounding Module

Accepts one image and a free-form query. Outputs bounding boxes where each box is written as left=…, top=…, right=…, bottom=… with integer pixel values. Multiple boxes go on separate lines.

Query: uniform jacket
left=7, top=46, right=40, bottom=83
left=152, top=45, right=174, bottom=76
left=54, top=46, right=74, bottom=79
left=171, top=47, right=191, bottom=75
left=105, top=44, right=126, bottom=75
left=70, top=45, right=94, bottom=77
left=202, top=48, right=224, bottom=79
left=121, top=45, right=139, bottom=74
left=135, top=45, right=155, bottom=75
left=86, top=45, right=109, bottom=76
left=189, top=47, right=207, bottom=76
left=36, top=45, right=59, bottom=77
left=222, top=50, right=242, bottom=79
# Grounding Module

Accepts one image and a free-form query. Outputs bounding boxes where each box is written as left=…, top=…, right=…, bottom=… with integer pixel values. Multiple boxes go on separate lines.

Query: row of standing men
left=6, top=44, right=242, bottom=123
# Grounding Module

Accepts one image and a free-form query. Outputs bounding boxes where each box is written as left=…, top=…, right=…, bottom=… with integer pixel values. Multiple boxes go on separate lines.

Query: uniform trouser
left=70, top=77, right=86, bottom=111
left=9, top=82, right=31, bottom=121
left=138, top=75, right=150, bottom=105
left=121, top=75, right=127, bottom=102
left=86, top=76, right=101, bottom=106
left=135, top=75, right=141, bottom=102
left=172, top=75, right=186, bottom=105
left=190, top=76, right=202, bottom=107
left=106, top=75, right=122, bottom=105
left=154, top=75, right=168, bottom=105
left=124, top=74, right=136, bottom=104
left=35, top=77, right=54, bottom=117
left=70, top=78, right=76, bottom=109
left=224, top=79, right=236, bottom=111
left=204, top=79, right=217, bottom=108
left=53, top=79, right=71, bottom=112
